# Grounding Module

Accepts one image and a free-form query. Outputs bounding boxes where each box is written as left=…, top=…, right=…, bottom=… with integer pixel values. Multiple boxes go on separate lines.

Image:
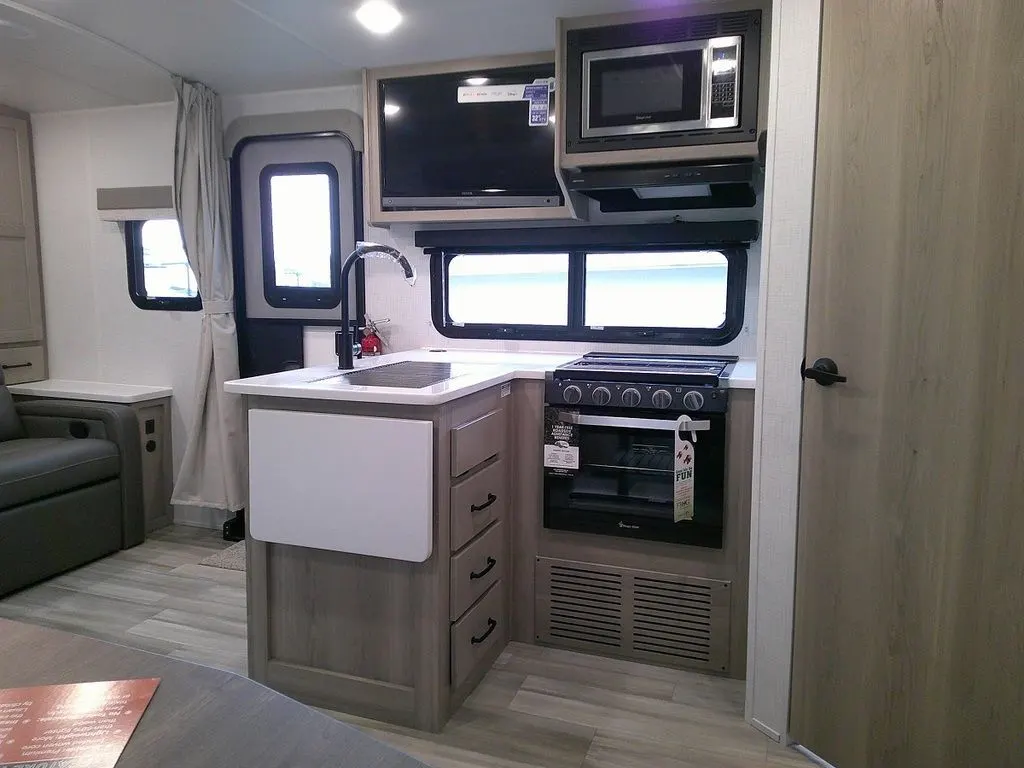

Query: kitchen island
left=226, top=349, right=756, bottom=732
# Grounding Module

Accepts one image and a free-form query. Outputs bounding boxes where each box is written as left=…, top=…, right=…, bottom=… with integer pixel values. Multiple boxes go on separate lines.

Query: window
left=259, top=162, right=342, bottom=309
left=432, top=246, right=746, bottom=345
left=125, top=219, right=201, bottom=311
left=448, top=253, right=569, bottom=326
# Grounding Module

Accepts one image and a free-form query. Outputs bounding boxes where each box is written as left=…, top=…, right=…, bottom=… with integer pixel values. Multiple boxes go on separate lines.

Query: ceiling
left=0, top=0, right=685, bottom=113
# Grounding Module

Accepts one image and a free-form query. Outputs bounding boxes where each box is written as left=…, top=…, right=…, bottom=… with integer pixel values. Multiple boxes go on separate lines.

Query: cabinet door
left=0, top=115, right=44, bottom=345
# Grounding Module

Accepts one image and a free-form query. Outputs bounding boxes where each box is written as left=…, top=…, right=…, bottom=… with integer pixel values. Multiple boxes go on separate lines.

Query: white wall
left=31, top=103, right=206, bottom=523
left=304, top=226, right=761, bottom=366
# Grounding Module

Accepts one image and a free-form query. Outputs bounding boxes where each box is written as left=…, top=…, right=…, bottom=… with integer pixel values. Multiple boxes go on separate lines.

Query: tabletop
left=0, top=618, right=427, bottom=768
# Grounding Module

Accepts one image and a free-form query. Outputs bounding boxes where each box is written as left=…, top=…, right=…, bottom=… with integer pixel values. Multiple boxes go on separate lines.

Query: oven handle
left=567, top=414, right=712, bottom=432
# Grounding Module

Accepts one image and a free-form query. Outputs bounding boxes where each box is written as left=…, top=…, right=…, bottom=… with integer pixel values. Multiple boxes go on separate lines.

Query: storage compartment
left=535, top=557, right=731, bottom=673
left=0, top=345, right=45, bottom=384
left=450, top=409, right=503, bottom=477
left=450, top=521, right=504, bottom=620
left=450, top=457, right=507, bottom=552
left=450, top=580, right=506, bottom=689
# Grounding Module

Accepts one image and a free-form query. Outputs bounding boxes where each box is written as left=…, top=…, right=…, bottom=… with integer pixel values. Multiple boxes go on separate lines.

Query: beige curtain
left=170, top=76, right=247, bottom=512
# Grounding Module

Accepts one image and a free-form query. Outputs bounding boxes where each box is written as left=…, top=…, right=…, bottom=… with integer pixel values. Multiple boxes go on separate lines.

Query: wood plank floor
left=0, top=526, right=810, bottom=768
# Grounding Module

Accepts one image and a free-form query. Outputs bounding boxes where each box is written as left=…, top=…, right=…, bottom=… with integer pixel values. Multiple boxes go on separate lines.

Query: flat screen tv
left=378, top=63, right=563, bottom=210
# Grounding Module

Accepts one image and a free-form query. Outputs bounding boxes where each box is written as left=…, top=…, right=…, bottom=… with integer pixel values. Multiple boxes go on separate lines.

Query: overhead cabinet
left=0, top=108, right=46, bottom=383
left=364, top=52, right=584, bottom=226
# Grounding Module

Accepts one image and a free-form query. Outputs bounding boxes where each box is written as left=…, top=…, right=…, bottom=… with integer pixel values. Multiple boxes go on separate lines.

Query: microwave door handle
left=571, top=414, right=711, bottom=432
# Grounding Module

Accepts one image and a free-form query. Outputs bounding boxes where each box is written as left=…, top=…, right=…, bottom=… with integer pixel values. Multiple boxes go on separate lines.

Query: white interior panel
left=248, top=408, right=434, bottom=562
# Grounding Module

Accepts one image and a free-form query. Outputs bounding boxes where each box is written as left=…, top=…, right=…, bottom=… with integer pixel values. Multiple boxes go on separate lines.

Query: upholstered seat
left=0, top=438, right=119, bottom=512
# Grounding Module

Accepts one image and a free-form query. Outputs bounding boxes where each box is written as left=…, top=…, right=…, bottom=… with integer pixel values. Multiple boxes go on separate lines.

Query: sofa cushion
left=0, top=438, right=119, bottom=512
left=0, top=383, right=23, bottom=443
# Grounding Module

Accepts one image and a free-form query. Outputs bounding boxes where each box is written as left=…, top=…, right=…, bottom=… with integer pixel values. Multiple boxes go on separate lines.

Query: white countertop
left=8, top=379, right=174, bottom=404
left=225, top=349, right=756, bottom=406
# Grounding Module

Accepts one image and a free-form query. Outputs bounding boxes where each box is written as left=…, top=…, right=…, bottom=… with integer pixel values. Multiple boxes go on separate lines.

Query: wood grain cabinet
left=0, top=107, right=46, bottom=382
left=246, top=385, right=512, bottom=732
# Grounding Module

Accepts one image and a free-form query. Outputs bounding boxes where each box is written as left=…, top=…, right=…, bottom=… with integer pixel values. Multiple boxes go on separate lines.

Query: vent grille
left=719, top=12, right=760, bottom=35
left=633, top=576, right=713, bottom=664
left=547, top=564, right=623, bottom=648
left=536, top=558, right=730, bottom=673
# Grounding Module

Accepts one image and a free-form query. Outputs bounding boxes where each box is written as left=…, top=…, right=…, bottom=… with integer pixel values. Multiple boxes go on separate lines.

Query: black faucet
left=337, top=242, right=415, bottom=370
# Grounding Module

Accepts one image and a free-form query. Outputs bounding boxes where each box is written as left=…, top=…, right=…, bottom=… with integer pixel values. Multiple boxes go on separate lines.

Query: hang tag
left=522, top=83, right=551, bottom=126
left=543, top=408, right=579, bottom=475
left=674, top=415, right=696, bottom=522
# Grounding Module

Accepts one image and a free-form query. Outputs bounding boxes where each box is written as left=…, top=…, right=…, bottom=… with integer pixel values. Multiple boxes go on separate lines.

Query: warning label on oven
left=544, top=408, right=579, bottom=475
left=674, top=416, right=696, bottom=522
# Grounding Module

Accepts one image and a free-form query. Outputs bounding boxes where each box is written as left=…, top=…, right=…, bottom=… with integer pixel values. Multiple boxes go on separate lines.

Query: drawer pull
left=1, top=362, right=32, bottom=370
left=470, top=557, right=497, bottom=581
left=471, top=493, right=497, bottom=513
left=471, top=618, right=497, bottom=645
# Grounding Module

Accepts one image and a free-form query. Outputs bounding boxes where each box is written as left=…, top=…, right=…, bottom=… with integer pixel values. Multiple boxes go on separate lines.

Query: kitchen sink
left=327, top=361, right=455, bottom=389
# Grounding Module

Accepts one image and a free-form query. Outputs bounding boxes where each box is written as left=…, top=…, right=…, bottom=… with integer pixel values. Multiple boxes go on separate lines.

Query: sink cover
left=336, top=361, right=454, bottom=389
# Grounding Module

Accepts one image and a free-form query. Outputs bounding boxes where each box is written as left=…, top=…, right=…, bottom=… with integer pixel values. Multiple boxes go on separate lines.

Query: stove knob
left=592, top=386, right=612, bottom=406
left=563, top=385, right=583, bottom=405
left=621, top=388, right=642, bottom=408
left=682, top=390, right=705, bottom=411
left=652, top=389, right=673, bottom=409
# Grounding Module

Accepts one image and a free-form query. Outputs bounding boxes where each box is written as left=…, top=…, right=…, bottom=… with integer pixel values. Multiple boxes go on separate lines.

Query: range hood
left=561, top=159, right=760, bottom=213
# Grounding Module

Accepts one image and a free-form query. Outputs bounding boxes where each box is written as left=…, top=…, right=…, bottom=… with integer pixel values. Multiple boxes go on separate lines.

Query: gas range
left=545, top=353, right=736, bottom=413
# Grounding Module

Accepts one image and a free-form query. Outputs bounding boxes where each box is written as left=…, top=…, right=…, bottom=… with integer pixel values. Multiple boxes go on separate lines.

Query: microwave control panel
left=709, top=43, right=740, bottom=125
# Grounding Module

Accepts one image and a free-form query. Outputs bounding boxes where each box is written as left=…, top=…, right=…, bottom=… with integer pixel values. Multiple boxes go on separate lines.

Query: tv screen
left=378, top=63, right=562, bottom=206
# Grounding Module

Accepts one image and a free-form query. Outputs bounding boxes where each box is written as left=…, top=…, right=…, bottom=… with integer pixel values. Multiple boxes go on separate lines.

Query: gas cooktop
left=556, top=353, right=737, bottom=386
left=546, top=353, right=737, bottom=412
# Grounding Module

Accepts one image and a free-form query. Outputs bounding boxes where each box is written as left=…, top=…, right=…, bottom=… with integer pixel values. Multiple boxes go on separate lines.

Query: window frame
left=430, top=246, right=747, bottom=346
left=258, top=161, right=343, bottom=310
left=125, top=219, right=202, bottom=312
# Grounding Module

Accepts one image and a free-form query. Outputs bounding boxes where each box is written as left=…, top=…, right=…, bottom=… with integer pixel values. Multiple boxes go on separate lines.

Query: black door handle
left=471, top=493, right=497, bottom=513
left=471, top=618, right=497, bottom=645
left=801, top=357, right=848, bottom=387
left=470, top=556, right=497, bottom=580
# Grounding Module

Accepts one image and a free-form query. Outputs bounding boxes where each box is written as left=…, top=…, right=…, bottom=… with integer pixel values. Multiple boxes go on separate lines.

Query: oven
left=543, top=399, right=728, bottom=549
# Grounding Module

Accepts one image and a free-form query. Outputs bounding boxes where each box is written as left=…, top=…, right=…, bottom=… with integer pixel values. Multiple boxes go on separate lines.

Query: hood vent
left=562, top=160, right=759, bottom=213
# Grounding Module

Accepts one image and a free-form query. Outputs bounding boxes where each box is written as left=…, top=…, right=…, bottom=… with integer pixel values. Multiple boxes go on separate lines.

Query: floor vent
left=536, top=558, right=730, bottom=673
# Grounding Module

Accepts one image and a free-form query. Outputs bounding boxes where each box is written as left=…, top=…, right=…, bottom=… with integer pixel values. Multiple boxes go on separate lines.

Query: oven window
left=543, top=413, right=727, bottom=548
left=585, top=251, right=729, bottom=330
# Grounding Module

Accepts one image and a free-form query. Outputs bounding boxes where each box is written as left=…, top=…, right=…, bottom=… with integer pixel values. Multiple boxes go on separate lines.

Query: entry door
left=790, top=1, right=1024, bottom=766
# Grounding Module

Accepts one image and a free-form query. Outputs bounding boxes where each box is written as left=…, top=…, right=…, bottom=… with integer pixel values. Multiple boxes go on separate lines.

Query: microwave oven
left=562, top=7, right=765, bottom=156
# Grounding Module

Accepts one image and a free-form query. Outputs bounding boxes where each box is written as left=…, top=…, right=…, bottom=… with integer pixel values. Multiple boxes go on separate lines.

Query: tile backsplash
left=305, top=225, right=760, bottom=367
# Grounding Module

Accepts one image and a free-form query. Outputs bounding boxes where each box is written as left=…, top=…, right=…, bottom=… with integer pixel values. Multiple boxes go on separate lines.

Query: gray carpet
left=198, top=540, right=246, bottom=571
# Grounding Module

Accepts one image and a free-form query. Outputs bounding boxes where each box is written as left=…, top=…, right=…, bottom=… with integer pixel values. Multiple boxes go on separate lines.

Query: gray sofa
left=0, top=371, right=145, bottom=598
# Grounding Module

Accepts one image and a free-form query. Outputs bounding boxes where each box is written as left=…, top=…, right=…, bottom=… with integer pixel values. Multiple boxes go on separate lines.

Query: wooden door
left=790, top=1, right=1024, bottom=766
left=0, top=112, right=44, bottom=345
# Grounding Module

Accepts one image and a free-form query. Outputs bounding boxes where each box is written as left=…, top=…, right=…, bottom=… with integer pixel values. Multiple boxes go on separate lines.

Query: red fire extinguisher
left=360, top=316, right=389, bottom=356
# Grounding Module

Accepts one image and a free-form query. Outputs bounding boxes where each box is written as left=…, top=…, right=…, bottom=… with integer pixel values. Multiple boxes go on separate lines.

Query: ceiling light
left=465, top=77, right=489, bottom=86
left=383, top=103, right=401, bottom=117
left=355, top=1, right=402, bottom=35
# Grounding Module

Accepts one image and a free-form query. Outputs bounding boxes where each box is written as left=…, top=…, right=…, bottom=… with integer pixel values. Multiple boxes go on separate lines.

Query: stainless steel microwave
left=562, top=7, right=765, bottom=156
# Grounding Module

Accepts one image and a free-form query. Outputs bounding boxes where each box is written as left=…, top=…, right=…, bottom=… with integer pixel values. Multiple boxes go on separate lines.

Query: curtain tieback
left=202, top=299, right=234, bottom=316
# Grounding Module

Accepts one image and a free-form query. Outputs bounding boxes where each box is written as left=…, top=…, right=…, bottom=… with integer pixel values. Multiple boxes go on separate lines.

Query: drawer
left=450, top=521, right=504, bottom=620
left=451, top=409, right=504, bottom=477
left=0, top=345, right=44, bottom=384
left=450, top=580, right=506, bottom=689
left=450, top=458, right=507, bottom=552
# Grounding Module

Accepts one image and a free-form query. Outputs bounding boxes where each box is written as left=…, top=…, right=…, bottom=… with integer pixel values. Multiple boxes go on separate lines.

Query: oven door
left=544, top=410, right=726, bottom=548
